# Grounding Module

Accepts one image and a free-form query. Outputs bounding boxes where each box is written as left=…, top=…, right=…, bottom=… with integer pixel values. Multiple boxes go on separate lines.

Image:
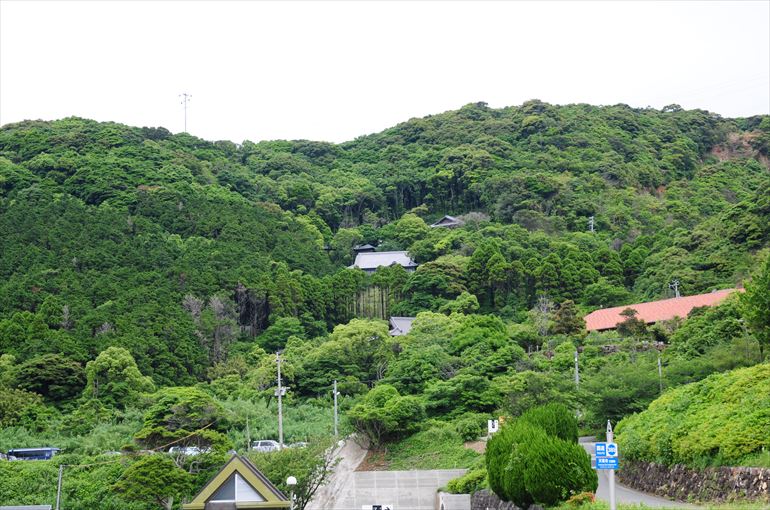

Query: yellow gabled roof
left=182, top=454, right=290, bottom=509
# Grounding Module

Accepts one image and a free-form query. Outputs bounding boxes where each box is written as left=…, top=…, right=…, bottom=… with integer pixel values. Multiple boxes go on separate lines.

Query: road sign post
left=594, top=421, right=619, bottom=510
left=606, top=421, right=616, bottom=510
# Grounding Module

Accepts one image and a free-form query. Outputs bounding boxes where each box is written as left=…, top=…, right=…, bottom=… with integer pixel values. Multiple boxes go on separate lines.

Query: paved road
left=580, top=438, right=697, bottom=509
left=307, top=438, right=368, bottom=510
left=307, top=437, right=466, bottom=510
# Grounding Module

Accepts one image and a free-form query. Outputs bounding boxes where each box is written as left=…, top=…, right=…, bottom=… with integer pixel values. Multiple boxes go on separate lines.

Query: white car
left=168, top=446, right=209, bottom=456
left=251, top=440, right=281, bottom=452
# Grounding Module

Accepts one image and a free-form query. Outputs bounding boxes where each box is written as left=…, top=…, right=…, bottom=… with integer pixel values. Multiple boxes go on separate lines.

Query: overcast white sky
left=1, top=1, right=769, bottom=143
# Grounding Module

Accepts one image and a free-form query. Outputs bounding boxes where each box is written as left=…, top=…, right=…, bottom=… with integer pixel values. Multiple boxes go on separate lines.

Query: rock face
left=618, top=460, right=770, bottom=503
left=470, top=489, right=520, bottom=510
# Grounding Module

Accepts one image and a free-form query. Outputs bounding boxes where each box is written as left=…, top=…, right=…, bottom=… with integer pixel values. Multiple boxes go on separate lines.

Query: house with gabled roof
left=389, top=316, right=416, bottom=336
left=182, top=454, right=290, bottom=510
left=584, top=288, right=740, bottom=332
left=349, top=251, right=418, bottom=274
left=430, top=215, right=464, bottom=228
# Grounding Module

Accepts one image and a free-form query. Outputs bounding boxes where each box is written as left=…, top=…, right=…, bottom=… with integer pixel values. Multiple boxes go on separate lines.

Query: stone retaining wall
left=470, top=489, right=520, bottom=510
left=618, top=459, right=770, bottom=503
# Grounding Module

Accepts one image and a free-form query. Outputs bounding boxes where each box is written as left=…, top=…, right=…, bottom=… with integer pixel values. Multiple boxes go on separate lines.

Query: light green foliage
left=257, top=317, right=305, bottom=353
left=383, top=422, right=480, bottom=469
left=0, top=387, right=50, bottom=429
left=394, top=213, right=430, bottom=247
left=296, top=318, right=392, bottom=394
left=740, top=255, right=770, bottom=360
left=113, top=454, right=193, bottom=510
left=246, top=438, right=337, bottom=510
left=616, top=363, right=770, bottom=467
left=348, top=384, right=426, bottom=447
left=446, top=467, right=487, bottom=494
left=84, top=347, right=154, bottom=409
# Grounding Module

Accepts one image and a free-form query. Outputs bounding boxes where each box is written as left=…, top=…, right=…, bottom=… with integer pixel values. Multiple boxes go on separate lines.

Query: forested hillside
left=1, top=102, right=769, bottom=508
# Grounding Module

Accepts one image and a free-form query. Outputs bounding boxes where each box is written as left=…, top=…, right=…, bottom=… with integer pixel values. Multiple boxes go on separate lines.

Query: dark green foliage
left=113, top=454, right=193, bottom=510
left=552, top=301, right=586, bottom=336
left=134, top=386, right=231, bottom=451
left=14, top=353, right=85, bottom=404
left=520, top=402, right=579, bottom=444
left=521, top=432, right=597, bottom=506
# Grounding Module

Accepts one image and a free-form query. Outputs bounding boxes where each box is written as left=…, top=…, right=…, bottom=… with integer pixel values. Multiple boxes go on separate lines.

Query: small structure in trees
left=430, top=215, right=464, bottom=228
left=352, top=243, right=376, bottom=253
left=349, top=251, right=418, bottom=274
left=183, top=454, right=289, bottom=509
left=389, top=316, right=415, bottom=336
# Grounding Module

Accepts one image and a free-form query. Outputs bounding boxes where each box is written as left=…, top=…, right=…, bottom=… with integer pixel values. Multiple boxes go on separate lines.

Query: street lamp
left=286, top=476, right=297, bottom=510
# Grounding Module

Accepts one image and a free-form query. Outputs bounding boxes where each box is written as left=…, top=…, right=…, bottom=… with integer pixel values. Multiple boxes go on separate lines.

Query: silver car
left=251, top=440, right=281, bottom=452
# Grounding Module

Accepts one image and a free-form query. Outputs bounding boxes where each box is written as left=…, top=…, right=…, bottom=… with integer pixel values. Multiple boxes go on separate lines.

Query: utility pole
left=607, top=421, right=617, bottom=510
left=657, top=353, right=663, bottom=394
left=574, top=350, right=580, bottom=388
left=276, top=353, right=284, bottom=449
left=246, top=416, right=251, bottom=451
left=669, top=279, right=680, bottom=298
left=55, top=464, right=63, bottom=510
left=333, top=380, right=339, bottom=437
left=179, top=92, right=192, bottom=133
left=588, top=216, right=595, bottom=233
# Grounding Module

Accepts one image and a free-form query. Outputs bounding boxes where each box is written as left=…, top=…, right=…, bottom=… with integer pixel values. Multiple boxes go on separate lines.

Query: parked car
left=168, top=446, right=209, bottom=456
left=251, top=440, right=280, bottom=452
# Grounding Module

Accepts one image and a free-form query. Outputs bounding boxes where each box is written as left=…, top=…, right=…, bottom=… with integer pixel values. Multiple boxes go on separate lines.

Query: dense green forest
left=1, top=102, right=769, bottom=508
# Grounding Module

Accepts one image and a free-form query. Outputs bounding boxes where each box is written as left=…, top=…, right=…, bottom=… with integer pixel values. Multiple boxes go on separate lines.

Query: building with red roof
left=584, top=288, right=741, bottom=332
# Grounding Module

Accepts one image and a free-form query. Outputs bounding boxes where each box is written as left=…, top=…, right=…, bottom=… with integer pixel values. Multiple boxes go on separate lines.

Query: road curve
left=580, top=438, right=698, bottom=509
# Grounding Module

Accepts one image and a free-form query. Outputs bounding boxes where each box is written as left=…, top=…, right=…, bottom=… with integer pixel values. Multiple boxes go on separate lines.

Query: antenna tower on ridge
left=179, top=93, right=192, bottom=133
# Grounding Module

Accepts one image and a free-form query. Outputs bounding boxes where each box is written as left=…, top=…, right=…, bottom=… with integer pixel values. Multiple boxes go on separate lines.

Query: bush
left=522, top=432, right=597, bottom=506
left=446, top=467, right=487, bottom=494
left=454, top=413, right=487, bottom=441
left=520, top=402, right=579, bottom=443
left=487, top=419, right=597, bottom=507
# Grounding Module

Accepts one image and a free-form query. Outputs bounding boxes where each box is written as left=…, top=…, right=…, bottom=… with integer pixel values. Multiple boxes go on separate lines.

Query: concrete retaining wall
left=618, top=459, right=770, bottom=503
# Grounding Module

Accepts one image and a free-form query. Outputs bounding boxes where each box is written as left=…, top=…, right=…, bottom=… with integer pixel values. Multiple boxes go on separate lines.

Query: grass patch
left=383, top=423, right=481, bottom=470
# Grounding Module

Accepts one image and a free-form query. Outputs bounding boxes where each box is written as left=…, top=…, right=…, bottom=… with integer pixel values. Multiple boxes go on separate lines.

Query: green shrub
left=454, top=413, right=487, bottom=441
left=487, top=419, right=596, bottom=507
left=520, top=402, right=578, bottom=443
left=522, top=432, right=597, bottom=506
left=446, top=467, right=487, bottom=494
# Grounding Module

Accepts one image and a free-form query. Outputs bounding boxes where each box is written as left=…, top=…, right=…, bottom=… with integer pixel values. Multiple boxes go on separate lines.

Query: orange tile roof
left=584, top=288, right=741, bottom=331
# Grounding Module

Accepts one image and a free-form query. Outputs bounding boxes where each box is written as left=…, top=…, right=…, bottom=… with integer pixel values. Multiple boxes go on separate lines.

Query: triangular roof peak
left=430, top=215, right=463, bottom=228
left=182, top=454, right=290, bottom=509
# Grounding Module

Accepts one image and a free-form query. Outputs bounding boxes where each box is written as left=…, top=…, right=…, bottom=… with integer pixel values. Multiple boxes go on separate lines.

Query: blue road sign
left=596, top=456, right=619, bottom=470
left=606, top=442, right=618, bottom=457
left=595, top=442, right=607, bottom=457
